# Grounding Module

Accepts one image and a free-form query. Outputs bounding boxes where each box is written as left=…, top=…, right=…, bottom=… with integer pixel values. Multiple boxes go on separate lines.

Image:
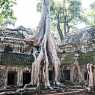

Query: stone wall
left=0, top=69, right=6, bottom=88
left=0, top=65, right=32, bottom=87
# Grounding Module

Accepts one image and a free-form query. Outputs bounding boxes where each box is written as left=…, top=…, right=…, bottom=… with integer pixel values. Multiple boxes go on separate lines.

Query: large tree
left=25, top=0, right=61, bottom=88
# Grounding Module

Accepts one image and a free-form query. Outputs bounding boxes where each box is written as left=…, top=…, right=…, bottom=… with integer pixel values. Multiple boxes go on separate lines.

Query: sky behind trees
left=13, top=0, right=94, bottom=29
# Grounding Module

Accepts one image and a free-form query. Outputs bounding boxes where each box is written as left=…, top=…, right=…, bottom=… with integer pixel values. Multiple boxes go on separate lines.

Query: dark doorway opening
left=7, top=71, right=17, bottom=85
left=4, top=45, right=13, bottom=53
left=63, top=70, right=70, bottom=81
left=49, top=70, right=54, bottom=82
left=84, top=72, right=88, bottom=80
left=23, top=71, right=31, bottom=86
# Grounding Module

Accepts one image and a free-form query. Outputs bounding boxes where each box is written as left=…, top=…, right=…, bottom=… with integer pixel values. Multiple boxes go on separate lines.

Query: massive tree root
left=87, top=64, right=93, bottom=87
left=25, top=0, right=61, bottom=88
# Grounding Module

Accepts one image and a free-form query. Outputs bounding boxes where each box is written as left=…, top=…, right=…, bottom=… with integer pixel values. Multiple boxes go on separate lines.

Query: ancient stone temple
left=0, top=27, right=35, bottom=88
left=58, top=27, right=95, bottom=88
left=0, top=26, right=95, bottom=91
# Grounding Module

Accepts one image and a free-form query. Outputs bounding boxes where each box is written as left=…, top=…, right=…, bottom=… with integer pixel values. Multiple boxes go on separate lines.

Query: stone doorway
left=23, top=71, right=31, bottom=86
left=84, top=72, right=88, bottom=80
left=63, top=70, right=70, bottom=81
left=7, top=71, right=17, bottom=85
left=49, top=70, right=54, bottom=82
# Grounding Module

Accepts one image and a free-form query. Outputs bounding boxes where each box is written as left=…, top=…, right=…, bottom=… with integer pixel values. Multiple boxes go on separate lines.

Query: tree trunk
left=25, top=0, right=61, bottom=87
left=57, top=13, right=64, bottom=42
left=64, top=16, right=67, bottom=36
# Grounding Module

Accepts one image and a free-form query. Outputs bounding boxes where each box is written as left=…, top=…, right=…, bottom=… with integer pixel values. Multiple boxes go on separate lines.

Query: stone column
left=4, top=67, right=8, bottom=87
left=17, top=68, right=23, bottom=86
left=0, top=66, right=8, bottom=88
left=87, top=64, right=93, bottom=87
left=70, top=65, right=74, bottom=82
left=93, top=65, right=95, bottom=87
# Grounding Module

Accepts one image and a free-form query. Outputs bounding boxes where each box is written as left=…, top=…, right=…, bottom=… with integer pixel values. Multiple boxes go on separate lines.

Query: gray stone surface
left=64, top=27, right=95, bottom=44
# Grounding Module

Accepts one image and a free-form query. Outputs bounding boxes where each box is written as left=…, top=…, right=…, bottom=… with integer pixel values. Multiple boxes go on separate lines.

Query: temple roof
left=0, top=26, right=34, bottom=65
left=64, top=27, right=95, bottom=44
left=0, top=26, right=33, bottom=39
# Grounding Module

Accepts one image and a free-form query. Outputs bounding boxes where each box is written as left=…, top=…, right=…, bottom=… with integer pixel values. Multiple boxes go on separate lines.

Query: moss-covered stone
left=78, top=51, right=95, bottom=64
left=0, top=52, right=34, bottom=66
left=63, top=53, right=75, bottom=64
left=63, top=51, right=95, bottom=64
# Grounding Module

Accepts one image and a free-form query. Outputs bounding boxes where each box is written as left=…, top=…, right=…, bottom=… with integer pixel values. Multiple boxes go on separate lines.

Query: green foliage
left=68, top=0, right=81, bottom=18
left=37, top=0, right=81, bottom=34
left=80, top=1, right=95, bottom=27
left=0, top=0, right=16, bottom=25
left=36, top=1, right=42, bottom=12
left=50, top=0, right=82, bottom=37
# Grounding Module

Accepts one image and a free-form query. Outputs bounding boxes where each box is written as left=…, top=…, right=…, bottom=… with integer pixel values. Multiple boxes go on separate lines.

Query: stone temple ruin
left=0, top=27, right=35, bottom=88
left=59, top=27, right=95, bottom=88
left=0, top=27, right=95, bottom=94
